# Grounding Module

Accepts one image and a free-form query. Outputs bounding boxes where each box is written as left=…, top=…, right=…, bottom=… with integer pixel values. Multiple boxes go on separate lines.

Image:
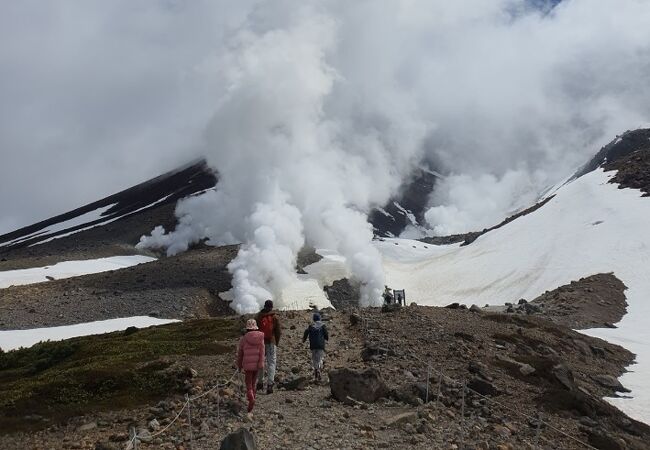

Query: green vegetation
left=0, top=318, right=239, bottom=433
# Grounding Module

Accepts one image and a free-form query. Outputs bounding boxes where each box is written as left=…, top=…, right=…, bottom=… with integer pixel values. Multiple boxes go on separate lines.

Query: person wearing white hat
left=237, top=318, right=265, bottom=416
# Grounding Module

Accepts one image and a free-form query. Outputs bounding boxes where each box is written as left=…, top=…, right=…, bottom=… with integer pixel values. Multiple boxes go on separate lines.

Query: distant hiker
left=237, top=319, right=265, bottom=417
left=394, top=289, right=406, bottom=306
left=303, top=312, right=329, bottom=382
left=383, top=286, right=394, bottom=304
left=256, top=299, right=282, bottom=394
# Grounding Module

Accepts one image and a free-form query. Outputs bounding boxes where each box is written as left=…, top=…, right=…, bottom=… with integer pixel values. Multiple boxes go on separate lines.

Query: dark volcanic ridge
left=369, top=166, right=440, bottom=238
left=0, top=160, right=217, bottom=253
left=0, top=159, right=441, bottom=264
left=575, top=128, right=650, bottom=179
left=604, top=147, right=650, bottom=196
left=2, top=128, right=648, bottom=272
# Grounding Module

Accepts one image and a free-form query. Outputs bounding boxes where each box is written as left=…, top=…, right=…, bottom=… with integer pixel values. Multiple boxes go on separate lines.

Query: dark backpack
left=259, top=314, right=274, bottom=341
left=308, top=325, right=326, bottom=349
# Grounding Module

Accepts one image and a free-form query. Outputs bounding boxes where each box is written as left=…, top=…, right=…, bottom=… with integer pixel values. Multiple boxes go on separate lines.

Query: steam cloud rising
left=3, top=1, right=650, bottom=312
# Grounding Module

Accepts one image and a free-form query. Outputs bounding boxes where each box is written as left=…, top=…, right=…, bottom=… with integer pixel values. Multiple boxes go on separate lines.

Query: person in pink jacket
left=237, top=319, right=265, bottom=415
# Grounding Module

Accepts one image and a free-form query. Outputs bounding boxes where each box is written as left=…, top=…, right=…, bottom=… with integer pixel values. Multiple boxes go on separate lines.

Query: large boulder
left=593, top=375, right=631, bottom=393
left=361, top=345, right=394, bottom=362
left=552, top=363, right=577, bottom=391
left=468, top=377, right=501, bottom=396
left=329, top=368, right=389, bottom=404
left=391, top=382, right=428, bottom=405
left=220, top=428, right=256, bottom=450
left=279, top=376, right=310, bottom=391
left=587, top=428, right=628, bottom=450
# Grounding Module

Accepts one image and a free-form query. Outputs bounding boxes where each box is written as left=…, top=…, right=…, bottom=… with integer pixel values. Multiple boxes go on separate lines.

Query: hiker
left=237, top=319, right=265, bottom=417
left=383, top=285, right=394, bottom=304
left=303, top=312, right=329, bottom=382
left=256, top=299, right=281, bottom=394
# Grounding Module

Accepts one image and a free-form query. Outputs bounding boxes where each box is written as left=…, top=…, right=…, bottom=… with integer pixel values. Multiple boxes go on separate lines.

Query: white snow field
left=0, top=255, right=156, bottom=289
left=0, top=317, right=179, bottom=351
left=374, top=168, right=650, bottom=424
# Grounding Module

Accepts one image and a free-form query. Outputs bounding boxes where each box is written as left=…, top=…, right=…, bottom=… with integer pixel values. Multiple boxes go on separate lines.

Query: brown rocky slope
left=2, top=302, right=647, bottom=450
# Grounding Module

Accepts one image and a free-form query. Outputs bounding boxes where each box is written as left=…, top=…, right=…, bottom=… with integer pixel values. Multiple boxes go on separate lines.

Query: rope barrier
left=127, top=307, right=596, bottom=449
left=127, top=368, right=240, bottom=447
left=460, top=378, right=466, bottom=449
left=148, top=400, right=188, bottom=439
left=186, top=393, right=194, bottom=450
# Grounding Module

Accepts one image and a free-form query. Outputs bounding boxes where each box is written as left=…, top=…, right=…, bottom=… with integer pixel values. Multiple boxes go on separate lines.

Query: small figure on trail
left=394, top=289, right=405, bottom=306
left=237, top=319, right=265, bottom=418
left=383, top=285, right=394, bottom=305
left=256, top=299, right=282, bottom=394
left=303, top=312, right=329, bottom=382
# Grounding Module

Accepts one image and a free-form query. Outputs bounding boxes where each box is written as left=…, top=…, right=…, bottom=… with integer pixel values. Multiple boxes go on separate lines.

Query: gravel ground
left=3, top=305, right=648, bottom=450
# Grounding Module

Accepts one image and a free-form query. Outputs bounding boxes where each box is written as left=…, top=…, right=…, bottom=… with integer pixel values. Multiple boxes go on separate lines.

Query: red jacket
left=256, top=310, right=282, bottom=345
left=237, top=330, right=265, bottom=372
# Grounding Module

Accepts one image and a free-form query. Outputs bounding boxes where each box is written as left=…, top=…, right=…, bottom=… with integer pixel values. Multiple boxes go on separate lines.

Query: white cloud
left=3, top=0, right=650, bottom=309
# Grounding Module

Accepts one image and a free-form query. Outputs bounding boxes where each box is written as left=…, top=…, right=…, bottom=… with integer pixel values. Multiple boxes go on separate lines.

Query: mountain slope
left=0, top=160, right=217, bottom=267
left=374, top=162, right=650, bottom=423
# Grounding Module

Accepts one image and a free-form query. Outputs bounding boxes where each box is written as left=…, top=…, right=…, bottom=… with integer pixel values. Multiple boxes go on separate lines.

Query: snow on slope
left=0, top=316, right=178, bottom=351
left=376, top=168, right=650, bottom=424
left=279, top=250, right=350, bottom=310
left=0, top=255, right=156, bottom=289
left=0, top=204, right=117, bottom=248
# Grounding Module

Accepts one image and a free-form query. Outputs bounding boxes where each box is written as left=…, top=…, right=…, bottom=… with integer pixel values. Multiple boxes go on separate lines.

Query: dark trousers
left=244, top=370, right=259, bottom=412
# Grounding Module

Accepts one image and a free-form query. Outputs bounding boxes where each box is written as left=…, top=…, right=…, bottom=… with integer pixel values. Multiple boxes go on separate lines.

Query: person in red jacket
left=256, top=299, right=282, bottom=394
left=237, top=319, right=265, bottom=416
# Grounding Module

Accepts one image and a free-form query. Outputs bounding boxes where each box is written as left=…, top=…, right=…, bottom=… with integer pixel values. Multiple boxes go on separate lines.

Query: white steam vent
left=134, top=0, right=650, bottom=313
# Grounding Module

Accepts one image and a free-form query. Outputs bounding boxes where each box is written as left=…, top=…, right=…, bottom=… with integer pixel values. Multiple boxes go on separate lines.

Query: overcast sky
left=1, top=0, right=649, bottom=236
left=0, top=1, right=255, bottom=234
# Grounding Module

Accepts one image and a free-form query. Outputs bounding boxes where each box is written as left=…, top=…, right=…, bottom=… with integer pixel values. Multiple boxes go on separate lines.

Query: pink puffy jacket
left=237, top=330, right=265, bottom=372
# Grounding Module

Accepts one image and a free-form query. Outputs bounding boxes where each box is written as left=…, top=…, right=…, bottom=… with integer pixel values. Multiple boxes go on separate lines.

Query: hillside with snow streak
left=376, top=167, right=650, bottom=423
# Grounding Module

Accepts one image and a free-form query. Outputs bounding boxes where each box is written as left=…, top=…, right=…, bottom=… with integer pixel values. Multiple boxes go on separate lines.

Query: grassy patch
left=0, top=318, right=238, bottom=433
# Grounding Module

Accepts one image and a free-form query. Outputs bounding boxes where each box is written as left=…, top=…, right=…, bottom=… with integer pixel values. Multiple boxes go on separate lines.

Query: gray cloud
left=0, top=0, right=254, bottom=233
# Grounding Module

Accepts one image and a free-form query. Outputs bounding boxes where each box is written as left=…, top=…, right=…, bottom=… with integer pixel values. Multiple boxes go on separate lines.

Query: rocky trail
left=3, top=300, right=649, bottom=450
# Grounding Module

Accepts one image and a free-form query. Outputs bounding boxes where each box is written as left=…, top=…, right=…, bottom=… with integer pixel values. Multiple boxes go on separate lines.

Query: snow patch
left=0, top=317, right=179, bottom=351
left=374, top=207, right=393, bottom=218
left=0, top=204, right=116, bottom=248
left=0, top=255, right=156, bottom=289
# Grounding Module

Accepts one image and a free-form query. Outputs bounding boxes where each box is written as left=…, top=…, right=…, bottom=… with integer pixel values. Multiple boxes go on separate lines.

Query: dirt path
left=2, top=307, right=649, bottom=450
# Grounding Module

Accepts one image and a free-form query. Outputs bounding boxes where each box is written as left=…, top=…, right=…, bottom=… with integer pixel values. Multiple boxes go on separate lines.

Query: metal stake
left=425, top=365, right=431, bottom=403
left=185, top=394, right=194, bottom=450
left=534, top=412, right=542, bottom=448
left=460, top=379, right=466, bottom=449
left=217, top=386, right=221, bottom=421
left=129, top=426, right=137, bottom=450
left=436, top=372, right=443, bottom=408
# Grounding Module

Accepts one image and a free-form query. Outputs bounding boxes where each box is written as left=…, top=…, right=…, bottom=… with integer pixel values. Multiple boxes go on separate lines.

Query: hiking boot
left=316, top=369, right=322, bottom=381
left=266, top=383, right=274, bottom=394
left=256, top=382, right=263, bottom=391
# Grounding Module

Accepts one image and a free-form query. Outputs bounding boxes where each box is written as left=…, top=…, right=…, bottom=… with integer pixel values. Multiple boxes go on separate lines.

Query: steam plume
left=69, top=0, right=647, bottom=312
